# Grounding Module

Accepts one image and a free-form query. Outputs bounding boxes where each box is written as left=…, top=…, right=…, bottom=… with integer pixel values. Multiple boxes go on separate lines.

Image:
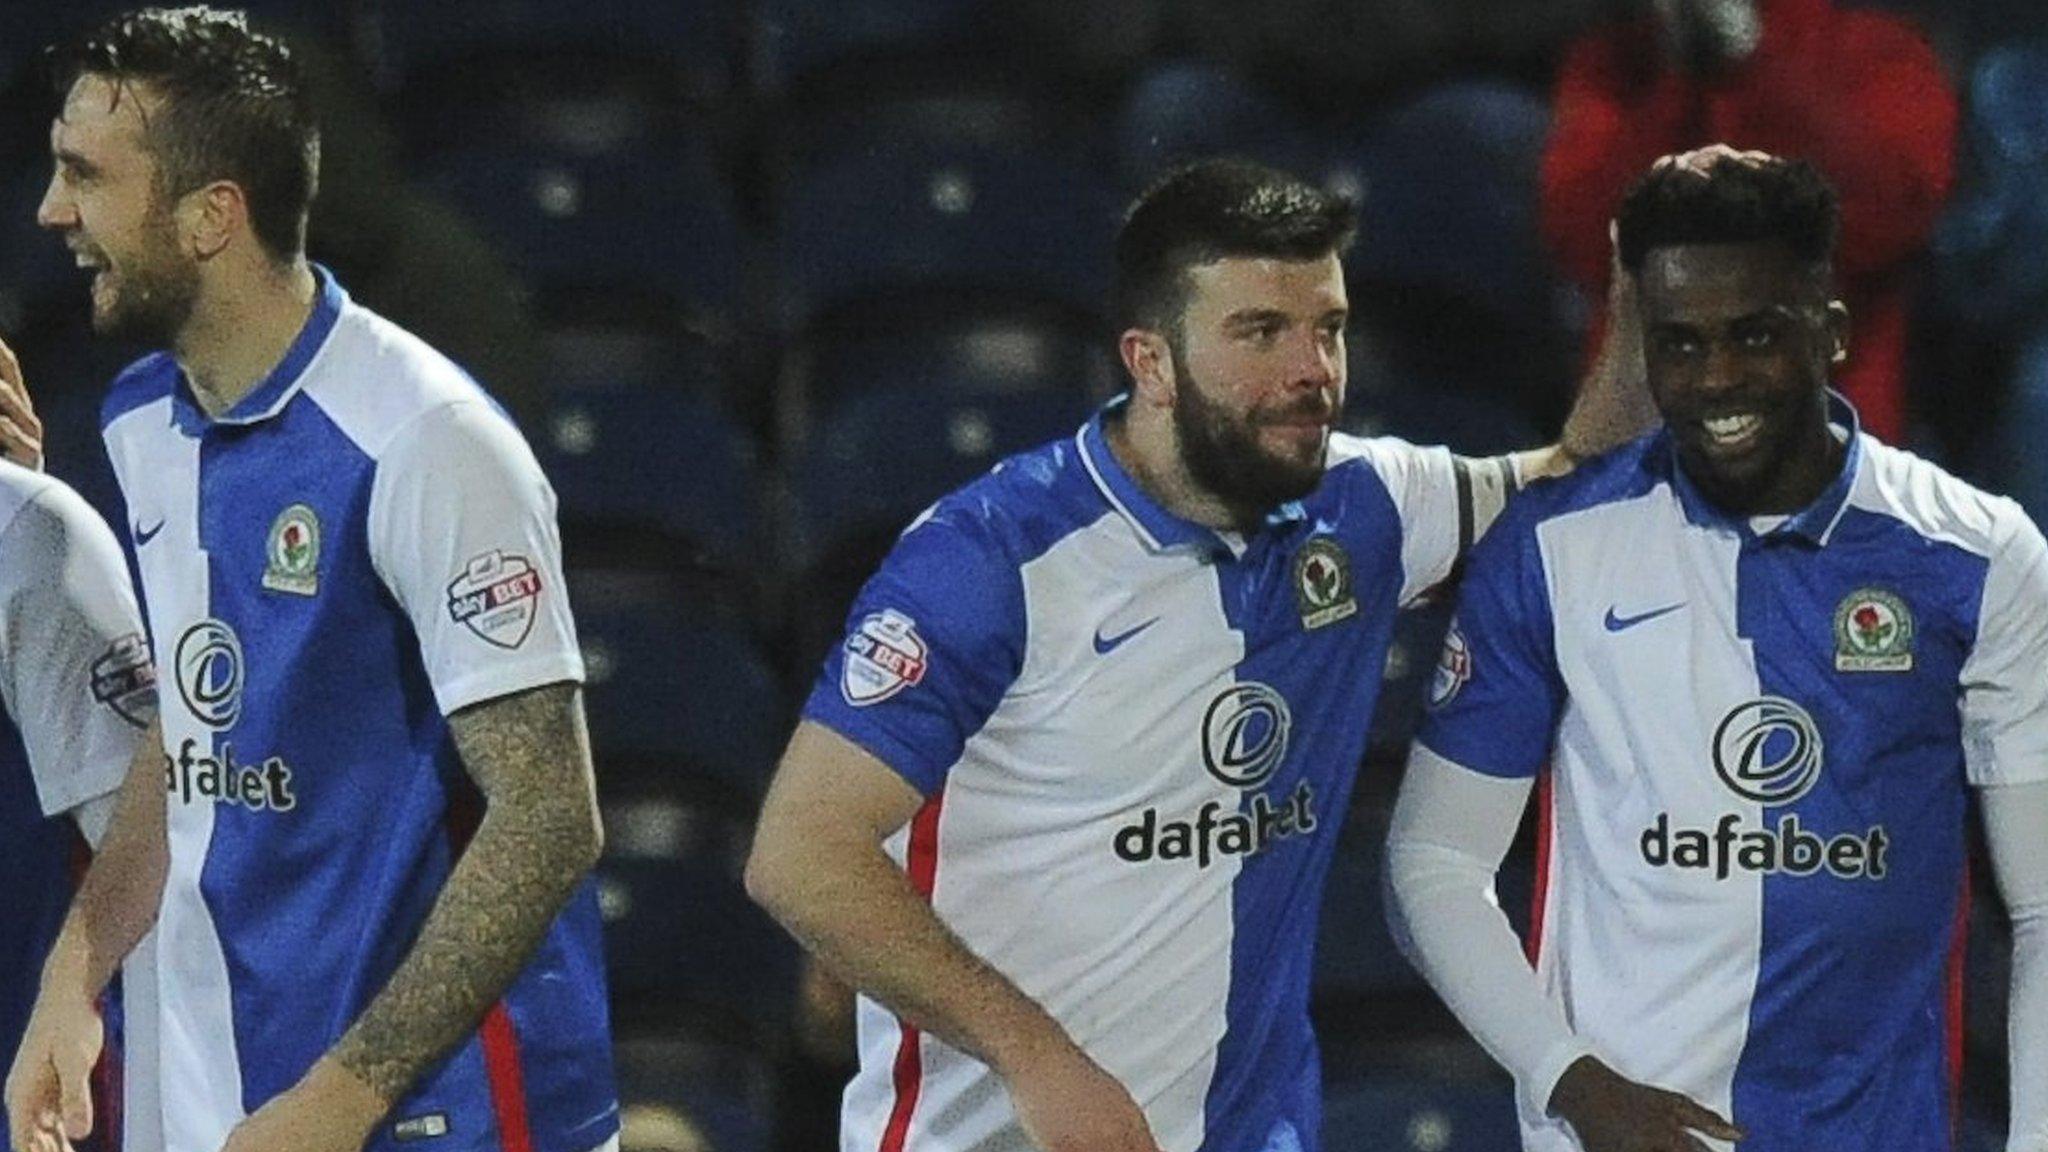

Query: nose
left=37, top=173, right=76, bottom=231
left=1696, top=337, right=1747, bottom=398
left=1291, top=328, right=1342, bottom=394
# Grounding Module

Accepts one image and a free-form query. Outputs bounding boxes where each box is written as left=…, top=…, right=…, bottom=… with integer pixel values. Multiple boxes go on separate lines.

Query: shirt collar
left=172, top=264, right=346, bottom=435
left=1076, top=396, right=1308, bottom=558
left=1664, top=389, right=1863, bottom=546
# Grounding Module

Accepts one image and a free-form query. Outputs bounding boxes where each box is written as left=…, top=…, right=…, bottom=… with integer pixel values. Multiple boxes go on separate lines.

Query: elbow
left=741, top=831, right=784, bottom=915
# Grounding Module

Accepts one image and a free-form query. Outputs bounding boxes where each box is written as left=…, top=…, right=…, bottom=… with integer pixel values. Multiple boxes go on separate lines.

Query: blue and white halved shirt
left=1419, top=398, right=2048, bottom=1151
left=100, top=271, right=618, bottom=1152
left=806, top=400, right=1504, bottom=1152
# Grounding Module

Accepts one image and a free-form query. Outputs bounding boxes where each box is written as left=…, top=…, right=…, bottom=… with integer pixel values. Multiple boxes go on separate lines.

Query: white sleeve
left=1339, top=437, right=1513, bottom=605
left=1962, top=509, right=2048, bottom=786
left=368, top=400, right=584, bottom=715
left=0, top=480, right=154, bottom=826
left=1982, top=781, right=2048, bottom=1152
left=1386, top=744, right=1592, bottom=1120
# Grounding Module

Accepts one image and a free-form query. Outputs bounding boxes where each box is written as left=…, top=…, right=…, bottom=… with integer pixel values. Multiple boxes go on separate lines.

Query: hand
left=1652, top=144, right=1776, bottom=180
left=1548, top=1055, right=1744, bottom=1152
left=1004, top=1042, right=1162, bottom=1152
left=0, top=336, right=44, bottom=472
left=5, top=989, right=102, bottom=1152
left=216, top=1058, right=388, bottom=1152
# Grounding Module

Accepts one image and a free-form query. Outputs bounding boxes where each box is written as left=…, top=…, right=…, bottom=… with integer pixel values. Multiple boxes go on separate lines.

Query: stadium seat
left=1314, top=81, right=1563, bottom=338
left=773, top=139, right=1119, bottom=333
left=535, top=382, right=760, bottom=570
left=376, top=0, right=737, bottom=105
left=750, top=0, right=989, bottom=93
left=420, top=138, right=747, bottom=329
left=571, top=569, right=787, bottom=805
left=1113, top=60, right=1320, bottom=191
left=597, top=797, right=800, bottom=1044
left=613, top=1033, right=775, bottom=1152
left=784, top=386, right=1089, bottom=568
left=1322, top=1066, right=1521, bottom=1151
left=776, top=309, right=1115, bottom=454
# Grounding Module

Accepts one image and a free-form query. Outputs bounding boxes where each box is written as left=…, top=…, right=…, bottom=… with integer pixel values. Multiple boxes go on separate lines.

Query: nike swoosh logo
left=1093, top=617, right=1161, bottom=655
left=134, top=519, right=166, bottom=547
left=1604, top=603, right=1686, bottom=633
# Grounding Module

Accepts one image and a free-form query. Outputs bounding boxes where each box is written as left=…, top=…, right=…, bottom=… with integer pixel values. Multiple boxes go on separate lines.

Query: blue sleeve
left=802, top=508, right=1025, bottom=796
left=1414, top=506, right=1564, bottom=778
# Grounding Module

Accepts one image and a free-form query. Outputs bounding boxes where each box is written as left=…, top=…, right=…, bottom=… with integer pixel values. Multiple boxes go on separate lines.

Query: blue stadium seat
left=421, top=138, right=747, bottom=327
left=1313, top=81, right=1562, bottom=337
left=774, top=140, right=1119, bottom=333
left=751, top=0, right=989, bottom=92
left=596, top=797, right=800, bottom=1043
left=376, top=0, right=737, bottom=102
left=1322, top=1068, right=1521, bottom=1151
left=786, top=386, right=1089, bottom=567
left=1113, top=60, right=1320, bottom=191
left=571, top=570, right=787, bottom=804
left=535, top=382, right=760, bottom=569
left=613, top=1034, right=775, bottom=1152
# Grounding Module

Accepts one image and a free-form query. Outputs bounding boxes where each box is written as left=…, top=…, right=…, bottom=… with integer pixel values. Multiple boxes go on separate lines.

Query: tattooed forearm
left=330, top=681, right=602, bottom=1103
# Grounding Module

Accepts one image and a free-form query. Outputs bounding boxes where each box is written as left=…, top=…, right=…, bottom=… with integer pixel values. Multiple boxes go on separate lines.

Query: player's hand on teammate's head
left=1548, top=1055, right=1744, bottom=1152
left=1005, top=1041, right=1164, bottom=1152
left=0, top=336, right=43, bottom=472
left=4, top=988, right=102, bottom=1152
left=1653, top=143, right=1777, bottom=181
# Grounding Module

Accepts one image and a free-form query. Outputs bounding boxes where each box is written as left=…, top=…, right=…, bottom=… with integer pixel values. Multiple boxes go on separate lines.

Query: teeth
left=1704, top=414, right=1760, bottom=442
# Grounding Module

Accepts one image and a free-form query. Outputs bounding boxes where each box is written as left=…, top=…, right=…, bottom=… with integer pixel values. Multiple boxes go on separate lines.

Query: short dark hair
left=49, top=6, right=319, bottom=261
left=1615, top=154, right=1839, bottom=277
left=1113, top=158, right=1358, bottom=335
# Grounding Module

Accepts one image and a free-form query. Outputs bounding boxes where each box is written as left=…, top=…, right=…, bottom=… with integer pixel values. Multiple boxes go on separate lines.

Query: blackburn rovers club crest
left=1833, top=587, right=1914, bottom=672
left=262, top=503, right=320, bottom=596
left=1292, top=538, right=1358, bottom=630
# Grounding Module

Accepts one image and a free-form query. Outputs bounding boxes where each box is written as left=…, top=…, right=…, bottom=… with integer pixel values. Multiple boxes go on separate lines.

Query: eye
left=1653, top=331, right=1702, bottom=358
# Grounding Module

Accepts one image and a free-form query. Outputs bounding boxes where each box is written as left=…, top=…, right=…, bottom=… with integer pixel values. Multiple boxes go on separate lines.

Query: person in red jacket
left=1540, top=0, right=1955, bottom=444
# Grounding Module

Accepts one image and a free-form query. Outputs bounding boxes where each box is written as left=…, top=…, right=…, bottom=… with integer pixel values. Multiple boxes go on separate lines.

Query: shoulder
left=299, top=301, right=517, bottom=461
left=896, top=432, right=1110, bottom=576
left=99, top=352, right=179, bottom=430
left=0, top=459, right=61, bottom=540
left=1488, top=432, right=1668, bottom=547
left=1850, top=438, right=2040, bottom=562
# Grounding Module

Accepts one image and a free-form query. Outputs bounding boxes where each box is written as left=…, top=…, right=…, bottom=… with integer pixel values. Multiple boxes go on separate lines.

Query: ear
left=180, top=180, right=247, bottom=260
left=1823, top=300, right=1851, bottom=365
left=1118, top=329, right=1177, bottom=409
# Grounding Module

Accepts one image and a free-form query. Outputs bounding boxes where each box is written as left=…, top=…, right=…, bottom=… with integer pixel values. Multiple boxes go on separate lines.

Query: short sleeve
left=1413, top=506, right=1565, bottom=779
left=368, top=401, right=584, bottom=715
left=1333, top=436, right=1515, bottom=605
left=0, top=479, right=154, bottom=817
left=1961, top=508, right=2048, bottom=786
left=801, top=507, right=1025, bottom=797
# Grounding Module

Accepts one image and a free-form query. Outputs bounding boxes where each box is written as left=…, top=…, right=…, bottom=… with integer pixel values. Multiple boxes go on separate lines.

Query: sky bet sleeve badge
left=262, top=503, right=320, bottom=596
left=1292, top=538, right=1359, bottom=630
left=446, top=550, right=543, bottom=649
left=1833, top=587, right=1914, bottom=672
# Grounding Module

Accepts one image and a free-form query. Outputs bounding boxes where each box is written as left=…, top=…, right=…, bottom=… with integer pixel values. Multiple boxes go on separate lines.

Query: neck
left=1108, top=404, right=1262, bottom=532
left=174, top=258, right=319, bottom=417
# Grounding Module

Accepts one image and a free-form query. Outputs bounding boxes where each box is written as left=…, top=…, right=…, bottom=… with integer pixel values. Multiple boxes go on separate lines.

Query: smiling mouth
left=1700, top=412, right=1763, bottom=450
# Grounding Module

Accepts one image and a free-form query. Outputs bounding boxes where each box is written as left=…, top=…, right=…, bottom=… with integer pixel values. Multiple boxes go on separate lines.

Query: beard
left=1172, top=363, right=1330, bottom=516
left=91, top=214, right=200, bottom=344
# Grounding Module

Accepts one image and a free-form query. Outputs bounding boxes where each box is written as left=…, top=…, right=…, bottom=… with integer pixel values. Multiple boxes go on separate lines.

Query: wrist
left=306, top=1055, right=395, bottom=1131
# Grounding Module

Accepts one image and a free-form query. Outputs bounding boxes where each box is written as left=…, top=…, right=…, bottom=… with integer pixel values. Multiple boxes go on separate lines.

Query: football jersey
left=1418, top=398, right=2048, bottom=1151
left=0, top=464, right=153, bottom=1132
left=99, top=270, right=618, bottom=1152
left=806, top=400, right=1503, bottom=1152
